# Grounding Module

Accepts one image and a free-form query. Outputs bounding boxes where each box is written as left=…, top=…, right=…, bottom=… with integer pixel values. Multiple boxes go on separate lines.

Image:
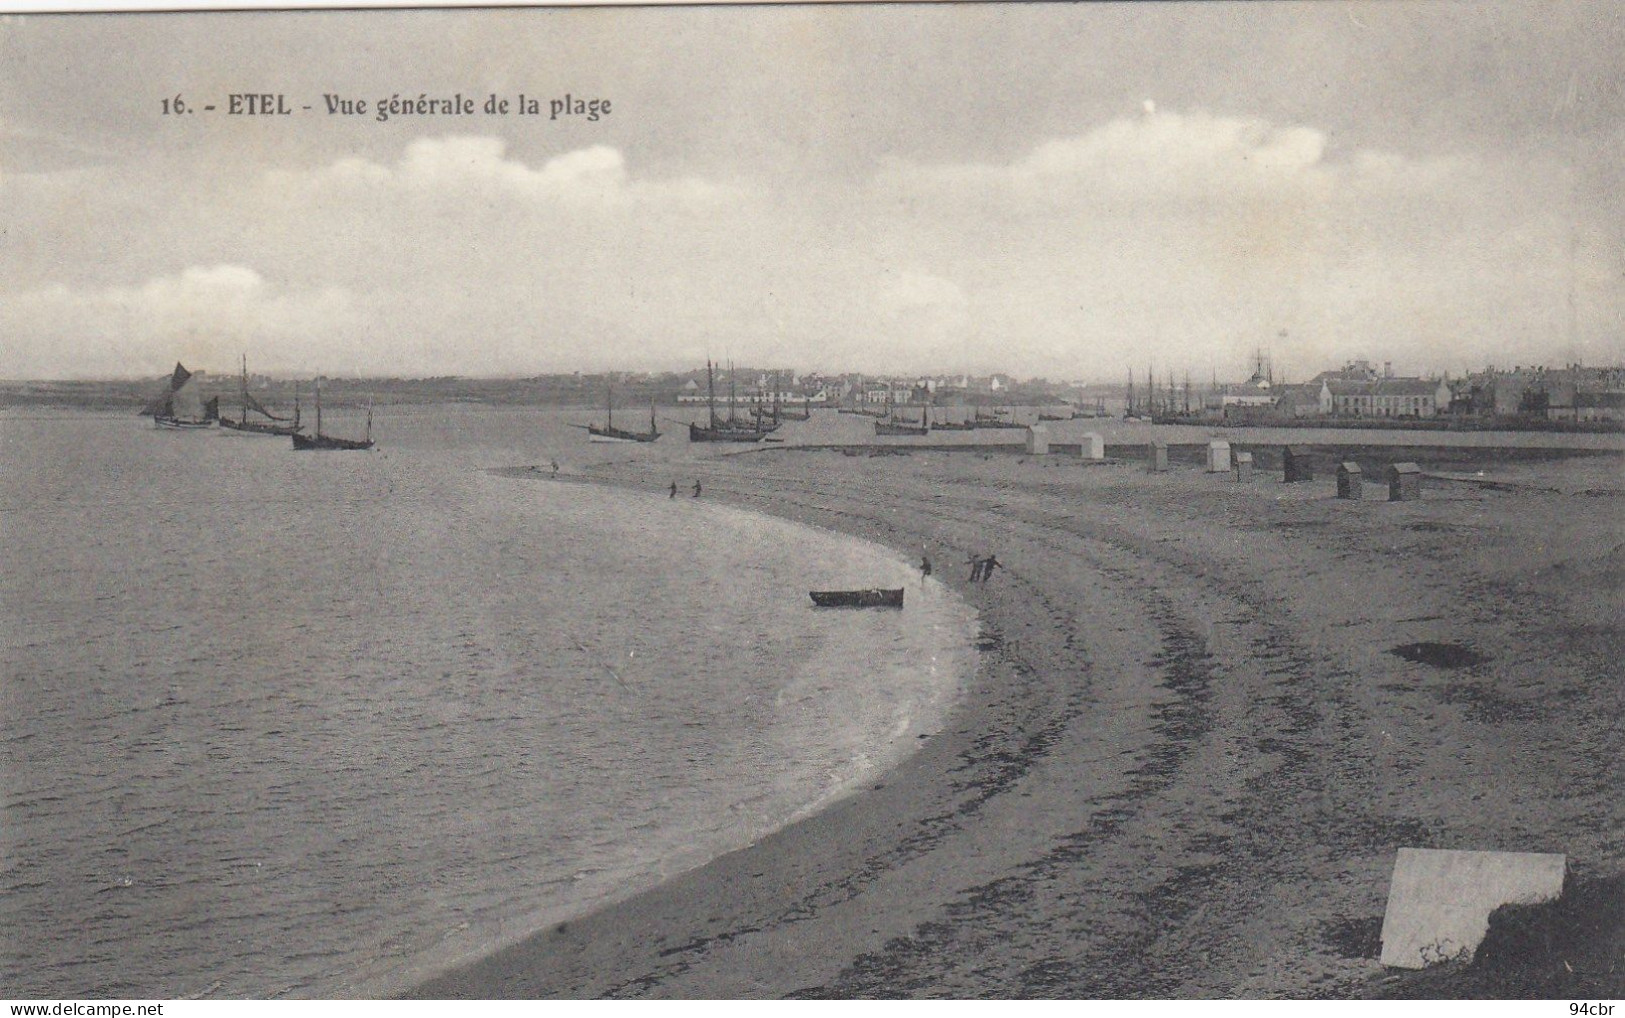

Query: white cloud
left=857, top=108, right=1616, bottom=377
left=1, top=114, right=1616, bottom=380
left=0, top=266, right=361, bottom=378
left=269, top=135, right=742, bottom=212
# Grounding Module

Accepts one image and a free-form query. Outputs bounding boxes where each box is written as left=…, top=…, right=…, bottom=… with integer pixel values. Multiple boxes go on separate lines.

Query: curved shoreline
left=408, top=449, right=1624, bottom=998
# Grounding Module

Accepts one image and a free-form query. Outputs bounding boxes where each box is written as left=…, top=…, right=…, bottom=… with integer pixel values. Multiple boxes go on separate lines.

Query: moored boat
left=689, top=360, right=764, bottom=443
left=809, top=588, right=905, bottom=608
left=142, top=362, right=219, bottom=429
left=291, top=379, right=373, bottom=450
left=573, top=386, right=659, bottom=443
left=219, top=355, right=303, bottom=436
left=874, top=390, right=930, bottom=436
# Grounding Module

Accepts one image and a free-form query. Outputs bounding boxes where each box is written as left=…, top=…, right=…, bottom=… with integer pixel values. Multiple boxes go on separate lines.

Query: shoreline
left=408, top=447, right=1624, bottom=998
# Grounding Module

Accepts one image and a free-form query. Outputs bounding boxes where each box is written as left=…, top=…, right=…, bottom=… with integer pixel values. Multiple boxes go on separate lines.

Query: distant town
left=4, top=355, right=1622, bottom=430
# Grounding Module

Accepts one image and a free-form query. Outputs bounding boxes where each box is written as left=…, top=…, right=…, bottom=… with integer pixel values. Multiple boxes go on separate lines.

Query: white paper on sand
left=1379, top=847, right=1566, bottom=969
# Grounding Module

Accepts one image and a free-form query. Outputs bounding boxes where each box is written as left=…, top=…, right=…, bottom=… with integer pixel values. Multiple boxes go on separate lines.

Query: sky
left=1, top=2, right=1621, bottom=381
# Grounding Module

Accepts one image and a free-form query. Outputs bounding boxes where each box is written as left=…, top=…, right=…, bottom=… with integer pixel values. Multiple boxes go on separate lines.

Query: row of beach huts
left=1022, top=428, right=1424, bottom=501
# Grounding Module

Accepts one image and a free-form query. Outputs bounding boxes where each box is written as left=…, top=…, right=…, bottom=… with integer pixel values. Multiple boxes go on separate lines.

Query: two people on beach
left=965, top=554, right=1004, bottom=584
left=670, top=480, right=701, bottom=498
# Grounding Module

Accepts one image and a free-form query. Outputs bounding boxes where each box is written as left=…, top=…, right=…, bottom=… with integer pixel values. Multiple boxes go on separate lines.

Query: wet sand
left=410, top=445, right=1624, bottom=998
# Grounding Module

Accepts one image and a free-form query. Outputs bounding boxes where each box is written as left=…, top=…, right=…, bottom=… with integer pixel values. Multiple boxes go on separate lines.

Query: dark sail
left=241, top=390, right=289, bottom=421
left=140, top=362, right=193, bottom=416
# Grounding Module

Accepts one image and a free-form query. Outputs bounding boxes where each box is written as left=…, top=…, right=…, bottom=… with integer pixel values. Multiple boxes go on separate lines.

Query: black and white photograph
left=1, top=0, right=1621, bottom=1002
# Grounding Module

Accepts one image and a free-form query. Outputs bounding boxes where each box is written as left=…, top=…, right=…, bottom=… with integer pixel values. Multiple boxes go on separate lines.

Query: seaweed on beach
left=1323, top=915, right=1384, bottom=959
left=1388, top=642, right=1486, bottom=669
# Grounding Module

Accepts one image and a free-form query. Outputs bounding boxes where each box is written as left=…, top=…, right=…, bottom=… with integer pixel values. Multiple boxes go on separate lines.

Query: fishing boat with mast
left=973, top=406, right=1026, bottom=429
left=142, top=362, right=219, bottom=430
left=688, top=360, right=764, bottom=443
left=927, top=402, right=977, bottom=431
left=873, top=389, right=930, bottom=436
left=777, top=373, right=812, bottom=422
left=219, top=355, right=303, bottom=436
left=572, top=385, right=659, bottom=443
left=291, top=379, right=373, bottom=450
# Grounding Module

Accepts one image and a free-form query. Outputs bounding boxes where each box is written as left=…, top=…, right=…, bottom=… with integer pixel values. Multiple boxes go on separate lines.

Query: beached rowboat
left=808, top=588, right=905, bottom=608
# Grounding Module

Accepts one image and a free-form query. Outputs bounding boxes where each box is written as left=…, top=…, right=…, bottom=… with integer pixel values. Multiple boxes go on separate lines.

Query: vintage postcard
left=1, top=2, right=1621, bottom=1003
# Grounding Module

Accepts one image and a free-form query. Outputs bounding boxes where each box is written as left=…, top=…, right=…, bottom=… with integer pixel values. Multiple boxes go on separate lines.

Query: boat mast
left=606, top=382, right=613, bottom=431
left=706, top=360, right=718, bottom=429
left=240, top=354, right=249, bottom=424
left=365, top=397, right=372, bottom=443
left=314, top=378, right=323, bottom=438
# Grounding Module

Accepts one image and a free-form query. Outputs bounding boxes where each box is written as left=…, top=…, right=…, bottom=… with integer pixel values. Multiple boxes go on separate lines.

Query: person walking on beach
left=920, top=552, right=933, bottom=582
left=669, top=481, right=678, bottom=499
left=966, top=554, right=985, bottom=583
left=550, top=460, right=559, bottom=477
left=980, top=554, right=1004, bottom=584
left=692, top=480, right=702, bottom=498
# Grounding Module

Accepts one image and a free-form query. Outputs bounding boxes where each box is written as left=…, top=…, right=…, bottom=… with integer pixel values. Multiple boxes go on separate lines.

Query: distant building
left=1201, top=366, right=1275, bottom=417
left=1575, top=391, right=1625, bottom=423
left=1456, top=365, right=1625, bottom=421
left=1322, top=377, right=1450, bottom=417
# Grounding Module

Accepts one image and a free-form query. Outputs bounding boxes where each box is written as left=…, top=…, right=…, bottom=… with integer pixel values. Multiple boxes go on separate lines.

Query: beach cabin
left=1080, top=432, right=1104, bottom=461
left=1233, top=451, right=1254, bottom=482
left=1337, top=462, right=1363, bottom=500
left=1025, top=424, right=1049, bottom=455
left=1388, top=462, right=1423, bottom=501
left=1283, top=445, right=1315, bottom=483
left=1148, top=440, right=1168, bottom=472
left=1206, top=439, right=1231, bottom=473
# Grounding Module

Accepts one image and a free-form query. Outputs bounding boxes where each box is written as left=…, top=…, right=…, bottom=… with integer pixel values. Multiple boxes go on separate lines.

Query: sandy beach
left=410, top=441, right=1624, bottom=998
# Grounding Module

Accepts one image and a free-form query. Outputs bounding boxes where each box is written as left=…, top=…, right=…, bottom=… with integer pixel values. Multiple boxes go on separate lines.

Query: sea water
left=0, top=407, right=976, bottom=998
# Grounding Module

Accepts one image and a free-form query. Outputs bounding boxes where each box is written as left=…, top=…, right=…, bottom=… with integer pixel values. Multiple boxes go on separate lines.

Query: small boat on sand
left=809, top=588, right=905, bottom=609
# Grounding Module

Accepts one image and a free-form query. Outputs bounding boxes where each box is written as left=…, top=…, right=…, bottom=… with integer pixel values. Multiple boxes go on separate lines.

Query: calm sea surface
left=0, top=406, right=976, bottom=998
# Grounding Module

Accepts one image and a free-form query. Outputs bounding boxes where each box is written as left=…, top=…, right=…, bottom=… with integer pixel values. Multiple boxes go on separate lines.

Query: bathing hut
left=1233, top=451, right=1254, bottom=482
left=1388, top=462, right=1422, bottom=501
left=1080, top=432, right=1104, bottom=461
left=1283, top=445, right=1315, bottom=482
left=1025, top=424, right=1049, bottom=455
left=1148, top=440, right=1168, bottom=472
left=1337, top=462, right=1363, bottom=499
left=1206, top=439, right=1230, bottom=473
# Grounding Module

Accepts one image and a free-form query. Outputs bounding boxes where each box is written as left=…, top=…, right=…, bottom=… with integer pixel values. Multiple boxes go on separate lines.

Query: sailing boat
left=874, top=388, right=929, bottom=436
left=689, top=360, right=764, bottom=443
left=219, top=355, right=303, bottom=436
left=777, top=371, right=812, bottom=421
left=573, top=385, right=659, bottom=443
left=973, top=405, right=1025, bottom=429
left=142, top=362, right=219, bottom=429
left=291, top=379, right=373, bottom=450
